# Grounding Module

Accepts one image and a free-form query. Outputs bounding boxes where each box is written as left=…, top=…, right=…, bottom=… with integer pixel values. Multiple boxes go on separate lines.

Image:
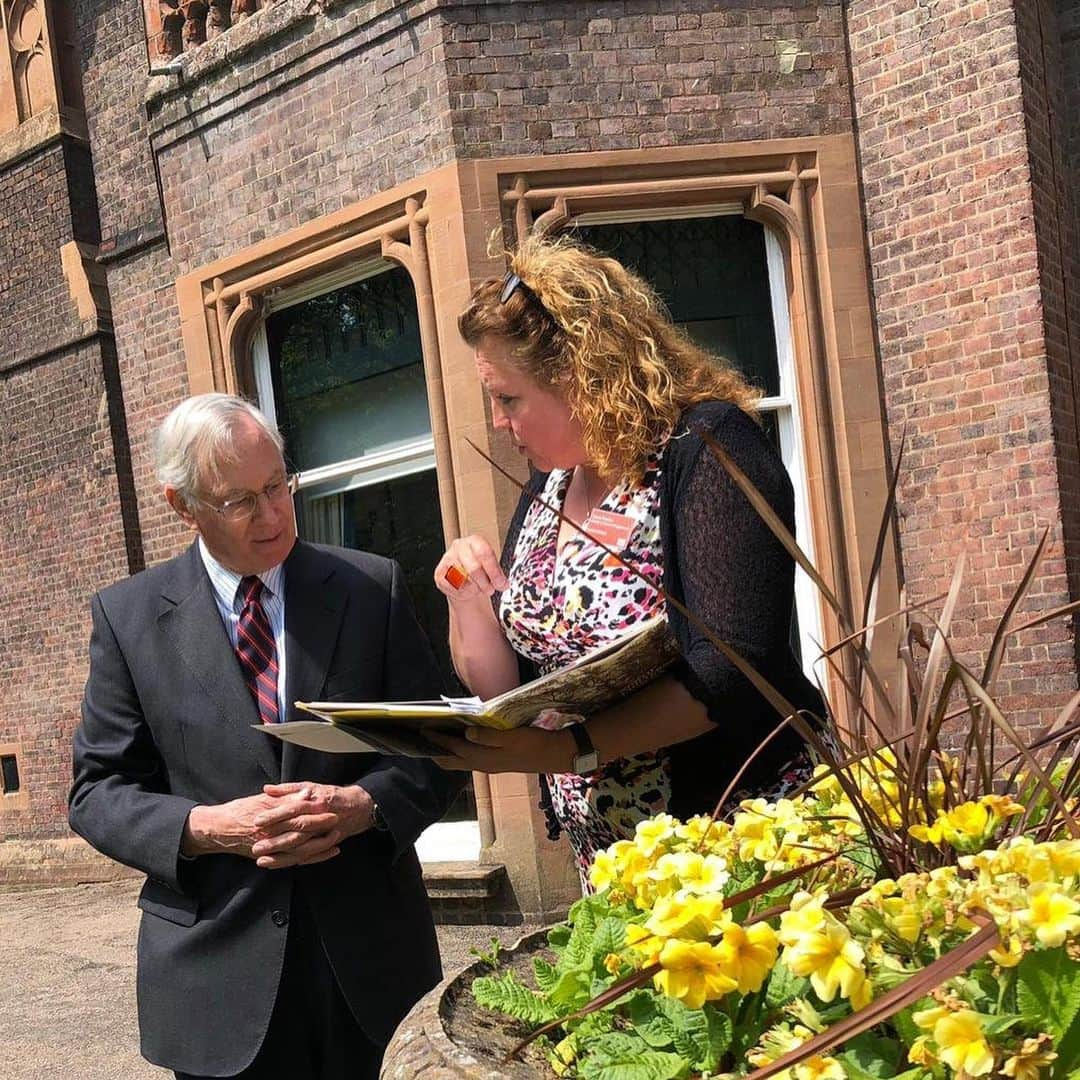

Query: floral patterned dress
left=499, top=454, right=671, bottom=890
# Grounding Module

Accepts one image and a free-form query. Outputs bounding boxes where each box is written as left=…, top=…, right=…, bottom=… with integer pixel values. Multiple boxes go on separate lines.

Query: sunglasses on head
left=499, top=271, right=525, bottom=304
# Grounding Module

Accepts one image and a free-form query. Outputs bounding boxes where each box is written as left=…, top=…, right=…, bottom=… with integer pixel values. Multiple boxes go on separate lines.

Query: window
left=573, top=212, right=822, bottom=673
left=1, top=754, right=19, bottom=794
left=253, top=259, right=478, bottom=858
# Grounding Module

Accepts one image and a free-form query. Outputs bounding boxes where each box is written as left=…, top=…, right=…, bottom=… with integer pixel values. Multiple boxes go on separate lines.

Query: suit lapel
left=158, top=544, right=282, bottom=783
left=281, top=542, right=347, bottom=780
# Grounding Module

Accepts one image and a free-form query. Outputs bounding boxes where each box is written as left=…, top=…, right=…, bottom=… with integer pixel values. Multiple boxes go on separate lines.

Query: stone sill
left=0, top=107, right=89, bottom=173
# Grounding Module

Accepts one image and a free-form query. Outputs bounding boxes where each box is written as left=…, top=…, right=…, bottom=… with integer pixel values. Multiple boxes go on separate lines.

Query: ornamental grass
left=469, top=434, right=1080, bottom=1080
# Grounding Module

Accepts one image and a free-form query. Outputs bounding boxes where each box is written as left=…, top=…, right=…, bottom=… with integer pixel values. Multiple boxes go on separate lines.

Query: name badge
left=584, top=508, right=638, bottom=551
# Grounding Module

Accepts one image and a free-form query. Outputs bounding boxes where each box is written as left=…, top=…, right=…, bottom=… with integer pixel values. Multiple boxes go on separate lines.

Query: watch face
left=573, top=751, right=600, bottom=774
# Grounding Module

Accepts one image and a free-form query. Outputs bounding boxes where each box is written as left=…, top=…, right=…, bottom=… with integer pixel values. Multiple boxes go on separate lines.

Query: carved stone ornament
left=4, top=0, right=55, bottom=123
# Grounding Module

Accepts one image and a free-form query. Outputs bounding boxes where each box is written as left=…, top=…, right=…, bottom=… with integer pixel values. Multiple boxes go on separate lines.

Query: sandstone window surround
left=175, top=141, right=893, bottom=895
left=176, top=139, right=896, bottom=739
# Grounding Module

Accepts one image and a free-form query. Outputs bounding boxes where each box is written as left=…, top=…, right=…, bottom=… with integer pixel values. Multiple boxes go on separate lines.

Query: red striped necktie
left=236, top=575, right=279, bottom=725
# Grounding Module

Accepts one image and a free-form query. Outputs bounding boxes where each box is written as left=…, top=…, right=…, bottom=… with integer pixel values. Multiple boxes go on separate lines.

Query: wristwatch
left=370, top=801, right=390, bottom=832
left=568, top=723, right=600, bottom=774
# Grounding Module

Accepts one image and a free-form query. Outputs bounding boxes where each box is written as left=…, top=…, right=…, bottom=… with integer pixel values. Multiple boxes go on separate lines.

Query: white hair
left=154, top=393, right=284, bottom=505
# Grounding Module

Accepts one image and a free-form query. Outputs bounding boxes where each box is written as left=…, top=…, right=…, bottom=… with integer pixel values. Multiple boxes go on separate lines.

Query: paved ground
left=0, top=880, right=537, bottom=1080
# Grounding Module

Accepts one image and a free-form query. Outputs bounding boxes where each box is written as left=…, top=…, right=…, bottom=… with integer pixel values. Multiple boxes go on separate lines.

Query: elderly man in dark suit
left=69, top=393, right=461, bottom=1080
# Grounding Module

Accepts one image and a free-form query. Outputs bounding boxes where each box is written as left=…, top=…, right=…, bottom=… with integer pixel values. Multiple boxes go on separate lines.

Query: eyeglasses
left=195, top=473, right=299, bottom=522
left=500, top=271, right=525, bottom=304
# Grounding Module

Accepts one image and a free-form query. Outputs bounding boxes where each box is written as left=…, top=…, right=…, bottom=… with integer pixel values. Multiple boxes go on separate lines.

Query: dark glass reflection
left=574, top=217, right=780, bottom=397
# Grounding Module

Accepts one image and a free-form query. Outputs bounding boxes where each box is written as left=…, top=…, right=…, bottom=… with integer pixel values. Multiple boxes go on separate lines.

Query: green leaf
left=838, top=1032, right=903, bottom=1078
left=548, top=967, right=592, bottom=1009
left=591, top=916, right=627, bottom=966
left=627, top=992, right=677, bottom=1050
left=979, top=1013, right=1025, bottom=1038
left=655, top=996, right=729, bottom=1071
left=471, top=972, right=556, bottom=1025
left=533, top=956, right=559, bottom=993
left=579, top=1032, right=689, bottom=1080
left=548, top=923, right=571, bottom=949
left=1053, top=1008, right=1080, bottom=1079
left=766, top=960, right=810, bottom=1009
left=1017, top=947, right=1080, bottom=1041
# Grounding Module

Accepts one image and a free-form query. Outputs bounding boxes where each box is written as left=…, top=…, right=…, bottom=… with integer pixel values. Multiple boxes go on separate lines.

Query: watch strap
left=568, top=723, right=600, bottom=774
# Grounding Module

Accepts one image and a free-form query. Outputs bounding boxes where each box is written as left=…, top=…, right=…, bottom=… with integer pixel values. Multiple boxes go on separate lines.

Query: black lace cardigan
left=496, top=400, right=825, bottom=834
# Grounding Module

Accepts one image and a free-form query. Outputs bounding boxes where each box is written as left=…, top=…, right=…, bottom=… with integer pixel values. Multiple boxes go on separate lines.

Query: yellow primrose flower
left=634, top=813, right=678, bottom=856
left=780, top=898, right=871, bottom=1007
left=646, top=850, right=729, bottom=898
left=779, top=891, right=829, bottom=938
left=981, top=793, right=1025, bottom=823
left=1002, top=1036, right=1057, bottom=1080
left=715, top=921, right=779, bottom=994
left=925, top=1009, right=995, bottom=1077
left=625, top=923, right=662, bottom=965
left=653, top=939, right=738, bottom=1009
left=990, top=932, right=1024, bottom=968
left=1047, top=838, right=1080, bottom=879
left=909, top=818, right=946, bottom=845
left=675, top=814, right=732, bottom=852
left=907, top=1035, right=937, bottom=1067
left=794, top=1056, right=846, bottom=1080
left=645, top=894, right=729, bottom=943
left=1018, top=884, right=1080, bottom=948
left=733, top=799, right=783, bottom=862
left=602, top=952, right=622, bottom=976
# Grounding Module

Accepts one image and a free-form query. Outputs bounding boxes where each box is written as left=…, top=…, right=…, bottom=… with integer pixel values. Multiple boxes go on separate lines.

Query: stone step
left=422, top=861, right=515, bottom=924
left=422, top=861, right=506, bottom=900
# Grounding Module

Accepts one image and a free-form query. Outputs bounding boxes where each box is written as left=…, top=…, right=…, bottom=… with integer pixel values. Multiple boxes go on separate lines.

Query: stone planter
left=381, top=927, right=556, bottom=1079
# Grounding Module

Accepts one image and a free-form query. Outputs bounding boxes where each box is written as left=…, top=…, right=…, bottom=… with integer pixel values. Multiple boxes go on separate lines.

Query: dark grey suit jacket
left=69, top=540, right=462, bottom=1076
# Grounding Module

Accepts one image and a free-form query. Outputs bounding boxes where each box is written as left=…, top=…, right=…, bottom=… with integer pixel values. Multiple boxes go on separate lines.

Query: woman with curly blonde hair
left=431, top=233, right=822, bottom=889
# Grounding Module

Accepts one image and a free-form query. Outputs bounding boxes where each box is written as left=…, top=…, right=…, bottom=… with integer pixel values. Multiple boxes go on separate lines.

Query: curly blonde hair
left=458, top=232, right=761, bottom=482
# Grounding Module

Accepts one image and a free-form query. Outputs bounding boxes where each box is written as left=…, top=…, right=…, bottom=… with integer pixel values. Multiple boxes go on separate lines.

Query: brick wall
left=1013, top=0, right=1080, bottom=669
left=0, top=339, right=132, bottom=840
left=78, top=0, right=463, bottom=567
left=847, top=0, right=1078, bottom=736
left=0, top=141, right=92, bottom=367
left=443, top=0, right=850, bottom=154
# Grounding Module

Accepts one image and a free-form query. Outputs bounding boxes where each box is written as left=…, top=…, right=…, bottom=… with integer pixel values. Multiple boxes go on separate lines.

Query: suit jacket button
left=271, top=909, right=289, bottom=927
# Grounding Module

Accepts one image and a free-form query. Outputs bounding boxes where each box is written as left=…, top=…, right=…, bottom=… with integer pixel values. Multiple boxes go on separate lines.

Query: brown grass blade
left=819, top=591, right=949, bottom=659
left=1009, top=596, right=1080, bottom=637
left=860, top=427, right=905, bottom=636
left=697, top=429, right=849, bottom=629
left=744, top=915, right=1001, bottom=1078
left=981, top=527, right=1049, bottom=693
left=910, top=557, right=965, bottom=795
left=954, top=667, right=1079, bottom=837
left=698, top=429, right=897, bottom=728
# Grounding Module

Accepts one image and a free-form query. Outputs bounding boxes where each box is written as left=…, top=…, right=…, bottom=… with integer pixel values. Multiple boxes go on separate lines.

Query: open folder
left=256, top=616, right=680, bottom=757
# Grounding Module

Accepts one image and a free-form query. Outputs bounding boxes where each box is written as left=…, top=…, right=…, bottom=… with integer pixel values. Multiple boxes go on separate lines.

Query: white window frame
left=252, top=260, right=480, bottom=864
left=570, top=208, right=824, bottom=679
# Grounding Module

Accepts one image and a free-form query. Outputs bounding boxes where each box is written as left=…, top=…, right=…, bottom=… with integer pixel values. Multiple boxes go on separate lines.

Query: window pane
left=266, top=268, right=431, bottom=472
left=308, top=469, right=459, bottom=695
left=573, top=217, right=780, bottom=397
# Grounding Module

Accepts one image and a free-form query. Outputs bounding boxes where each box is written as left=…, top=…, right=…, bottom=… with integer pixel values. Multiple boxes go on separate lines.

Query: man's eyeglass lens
left=216, top=474, right=299, bottom=520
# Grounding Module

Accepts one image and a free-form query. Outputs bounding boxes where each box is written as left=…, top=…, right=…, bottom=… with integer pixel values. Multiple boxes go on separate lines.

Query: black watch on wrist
left=568, top=723, right=600, bottom=774
left=370, top=802, right=390, bottom=832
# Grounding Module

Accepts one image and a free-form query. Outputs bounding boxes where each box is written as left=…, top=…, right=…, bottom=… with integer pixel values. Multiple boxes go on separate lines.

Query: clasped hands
left=182, top=782, right=377, bottom=870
